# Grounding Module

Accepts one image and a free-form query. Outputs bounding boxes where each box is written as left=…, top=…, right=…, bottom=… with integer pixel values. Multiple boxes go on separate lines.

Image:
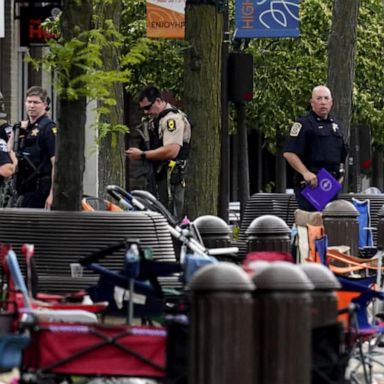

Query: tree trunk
left=183, top=2, right=223, bottom=219
left=53, top=0, right=92, bottom=210
left=97, top=0, right=126, bottom=199
left=327, top=0, right=359, bottom=191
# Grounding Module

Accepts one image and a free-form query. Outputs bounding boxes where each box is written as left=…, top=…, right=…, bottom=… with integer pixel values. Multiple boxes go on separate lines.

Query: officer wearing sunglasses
left=126, top=86, right=191, bottom=220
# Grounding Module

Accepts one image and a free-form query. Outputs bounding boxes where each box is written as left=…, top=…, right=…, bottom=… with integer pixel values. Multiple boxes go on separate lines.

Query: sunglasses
left=141, top=100, right=155, bottom=111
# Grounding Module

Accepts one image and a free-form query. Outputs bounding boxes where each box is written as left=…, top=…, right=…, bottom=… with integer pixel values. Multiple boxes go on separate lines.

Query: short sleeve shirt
left=18, top=115, right=57, bottom=177
left=0, top=138, right=11, bottom=186
left=283, top=110, right=347, bottom=172
left=158, top=104, right=191, bottom=147
left=0, top=138, right=11, bottom=166
left=0, top=122, right=12, bottom=142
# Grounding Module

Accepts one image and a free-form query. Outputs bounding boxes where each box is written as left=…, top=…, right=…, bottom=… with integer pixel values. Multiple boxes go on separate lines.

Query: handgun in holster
left=169, top=160, right=186, bottom=185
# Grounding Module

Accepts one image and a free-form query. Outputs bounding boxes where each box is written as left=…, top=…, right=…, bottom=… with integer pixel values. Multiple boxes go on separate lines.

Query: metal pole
left=219, top=0, right=230, bottom=222
left=237, top=103, right=250, bottom=216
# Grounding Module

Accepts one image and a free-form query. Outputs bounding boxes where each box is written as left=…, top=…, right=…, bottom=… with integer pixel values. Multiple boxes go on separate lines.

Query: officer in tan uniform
left=126, top=86, right=191, bottom=220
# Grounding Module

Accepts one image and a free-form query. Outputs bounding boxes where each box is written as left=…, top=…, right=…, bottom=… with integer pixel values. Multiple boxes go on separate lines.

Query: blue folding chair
left=0, top=250, right=30, bottom=371
left=337, top=277, right=384, bottom=384
left=352, top=198, right=375, bottom=259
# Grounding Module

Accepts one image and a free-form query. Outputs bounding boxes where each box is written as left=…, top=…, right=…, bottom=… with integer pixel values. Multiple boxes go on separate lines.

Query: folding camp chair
left=0, top=244, right=108, bottom=316
left=293, top=209, right=323, bottom=263
left=4, top=249, right=99, bottom=324
left=351, top=198, right=376, bottom=259
left=3, top=248, right=168, bottom=382
left=78, top=238, right=186, bottom=322
left=81, top=195, right=123, bottom=212
left=314, top=235, right=384, bottom=280
left=337, top=277, right=384, bottom=384
left=312, top=236, right=384, bottom=383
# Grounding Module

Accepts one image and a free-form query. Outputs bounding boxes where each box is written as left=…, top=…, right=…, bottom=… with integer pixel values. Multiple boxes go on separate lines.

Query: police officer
left=0, top=91, right=17, bottom=204
left=0, top=91, right=13, bottom=142
left=9, top=86, right=57, bottom=209
left=283, top=85, right=348, bottom=211
left=126, top=86, right=191, bottom=220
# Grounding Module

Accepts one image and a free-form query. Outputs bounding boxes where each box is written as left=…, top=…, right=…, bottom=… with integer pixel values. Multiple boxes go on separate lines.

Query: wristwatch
left=140, top=151, right=146, bottom=160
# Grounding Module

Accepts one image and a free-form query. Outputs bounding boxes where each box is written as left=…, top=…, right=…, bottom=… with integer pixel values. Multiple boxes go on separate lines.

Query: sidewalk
left=347, top=342, right=384, bottom=383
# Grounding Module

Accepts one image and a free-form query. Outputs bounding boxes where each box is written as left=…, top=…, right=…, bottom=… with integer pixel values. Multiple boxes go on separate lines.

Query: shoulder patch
left=0, top=138, right=8, bottom=152
left=290, top=122, right=302, bottom=137
left=52, top=127, right=57, bottom=135
left=166, top=119, right=176, bottom=132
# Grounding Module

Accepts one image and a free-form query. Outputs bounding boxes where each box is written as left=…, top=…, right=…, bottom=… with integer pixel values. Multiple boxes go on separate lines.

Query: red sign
left=19, top=6, right=60, bottom=46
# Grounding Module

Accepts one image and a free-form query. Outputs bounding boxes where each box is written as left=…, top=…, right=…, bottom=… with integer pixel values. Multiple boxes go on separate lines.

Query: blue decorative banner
left=234, top=0, right=300, bottom=39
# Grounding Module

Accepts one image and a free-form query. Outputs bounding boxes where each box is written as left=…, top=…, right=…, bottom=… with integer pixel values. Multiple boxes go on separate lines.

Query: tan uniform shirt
left=158, top=103, right=191, bottom=147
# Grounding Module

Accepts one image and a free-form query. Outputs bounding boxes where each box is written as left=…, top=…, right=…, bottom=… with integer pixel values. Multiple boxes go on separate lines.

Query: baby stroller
left=105, top=185, right=238, bottom=261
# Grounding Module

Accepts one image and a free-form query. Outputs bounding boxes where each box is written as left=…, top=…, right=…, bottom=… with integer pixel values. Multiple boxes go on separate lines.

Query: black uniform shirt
left=0, top=122, right=12, bottom=142
left=0, top=138, right=12, bottom=186
left=18, top=115, right=56, bottom=179
left=283, top=110, right=347, bottom=173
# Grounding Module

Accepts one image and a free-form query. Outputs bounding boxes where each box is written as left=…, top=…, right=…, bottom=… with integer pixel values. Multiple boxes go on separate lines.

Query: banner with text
left=234, top=0, right=300, bottom=39
left=146, top=0, right=185, bottom=39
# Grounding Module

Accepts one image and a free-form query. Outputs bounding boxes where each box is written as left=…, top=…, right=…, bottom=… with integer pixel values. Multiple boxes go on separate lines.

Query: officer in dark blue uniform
left=0, top=139, right=16, bottom=185
left=0, top=91, right=13, bottom=142
left=10, top=86, right=56, bottom=209
left=283, top=85, right=348, bottom=211
left=0, top=91, right=18, bottom=206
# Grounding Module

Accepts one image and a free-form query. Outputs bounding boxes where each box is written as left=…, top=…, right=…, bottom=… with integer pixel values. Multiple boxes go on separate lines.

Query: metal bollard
left=322, top=199, right=360, bottom=256
left=300, top=263, right=341, bottom=328
left=193, top=215, right=237, bottom=262
left=189, top=262, right=255, bottom=384
left=245, top=215, right=291, bottom=253
left=252, top=262, right=314, bottom=384
left=300, top=263, right=345, bottom=384
left=193, top=215, right=232, bottom=248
